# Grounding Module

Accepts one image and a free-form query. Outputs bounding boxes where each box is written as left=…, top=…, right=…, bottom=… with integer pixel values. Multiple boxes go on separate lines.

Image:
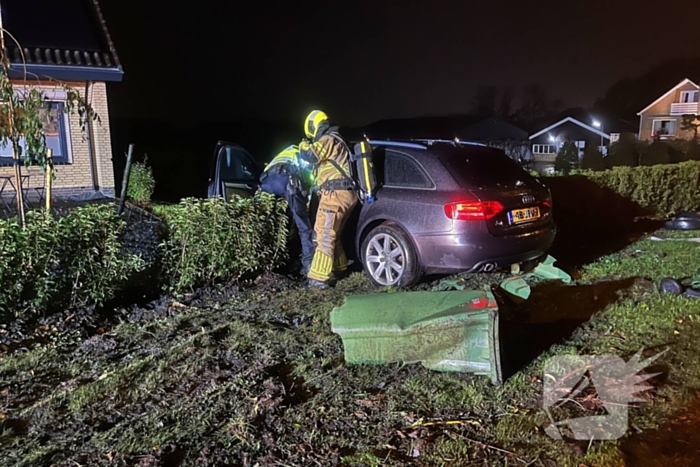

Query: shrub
left=640, top=140, right=672, bottom=166
left=127, top=156, right=156, bottom=204
left=554, top=141, right=579, bottom=175
left=580, top=145, right=606, bottom=171
left=544, top=161, right=700, bottom=217
left=159, top=193, right=289, bottom=293
left=606, top=133, right=641, bottom=168
left=0, top=204, right=145, bottom=321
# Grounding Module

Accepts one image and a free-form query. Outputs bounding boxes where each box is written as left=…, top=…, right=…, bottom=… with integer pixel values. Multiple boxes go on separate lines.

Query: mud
left=622, top=393, right=700, bottom=467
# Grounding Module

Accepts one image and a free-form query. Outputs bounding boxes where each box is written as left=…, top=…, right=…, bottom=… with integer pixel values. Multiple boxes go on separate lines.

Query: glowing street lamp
left=592, top=120, right=604, bottom=150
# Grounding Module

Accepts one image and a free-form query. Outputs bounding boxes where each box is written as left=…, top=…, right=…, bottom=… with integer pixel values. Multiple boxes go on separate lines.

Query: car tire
left=665, top=218, right=700, bottom=231
left=659, top=277, right=684, bottom=295
left=361, top=223, right=420, bottom=288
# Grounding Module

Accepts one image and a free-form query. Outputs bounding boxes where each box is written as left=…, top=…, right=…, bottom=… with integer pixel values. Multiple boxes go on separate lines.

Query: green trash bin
left=330, top=289, right=502, bottom=385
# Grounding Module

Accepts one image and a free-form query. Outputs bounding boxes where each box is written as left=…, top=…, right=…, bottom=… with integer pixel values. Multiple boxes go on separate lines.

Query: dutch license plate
left=508, top=206, right=540, bottom=225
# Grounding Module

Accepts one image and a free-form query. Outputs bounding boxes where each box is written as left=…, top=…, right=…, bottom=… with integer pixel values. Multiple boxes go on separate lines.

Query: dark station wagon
left=207, top=138, right=556, bottom=287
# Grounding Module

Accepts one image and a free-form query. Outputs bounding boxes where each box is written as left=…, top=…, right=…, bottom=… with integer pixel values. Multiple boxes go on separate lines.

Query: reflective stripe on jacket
left=264, top=145, right=301, bottom=173
left=311, top=132, right=352, bottom=188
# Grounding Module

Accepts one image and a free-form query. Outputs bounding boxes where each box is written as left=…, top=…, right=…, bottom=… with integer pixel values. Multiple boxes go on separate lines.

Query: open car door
left=207, top=141, right=262, bottom=201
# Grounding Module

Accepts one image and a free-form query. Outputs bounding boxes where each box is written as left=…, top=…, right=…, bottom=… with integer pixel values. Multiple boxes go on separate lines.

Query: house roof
left=0, top=0, right=123, bottom=82
left=529, top=116, right=609, bottom=140
left=528, top=107, right=637, bottom=140
left=362, top=114, right=528, bottom=142
left=636, top=78, right=700, bottom=115
left=363, top=114, right=486, bottom=140
left=456, top=116, right=529, bottom=141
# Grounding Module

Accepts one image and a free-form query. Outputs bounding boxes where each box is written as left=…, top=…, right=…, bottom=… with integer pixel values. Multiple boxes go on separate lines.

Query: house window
left=0, top=102, right=70, bottom=166
left=532, top=144, right=556, bottom=155
left=384, top=151, right=433, bottom=188
left=680, top=90, right=700, bottom=103
left=652, top=119, right=677, bottom=138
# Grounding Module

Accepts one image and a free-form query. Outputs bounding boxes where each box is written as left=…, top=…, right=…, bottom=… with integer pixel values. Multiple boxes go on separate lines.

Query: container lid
left=330, top=289, right=498, bottom=335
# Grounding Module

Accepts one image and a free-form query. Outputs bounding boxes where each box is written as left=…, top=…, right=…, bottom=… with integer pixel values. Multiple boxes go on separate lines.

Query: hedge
left=158, top=193, right=289, bottom=293
left=0, top=205, right=145, bottom=320
left=542, top=161, right=700, bottom=218
left=0, top=192, right=290, bottom=322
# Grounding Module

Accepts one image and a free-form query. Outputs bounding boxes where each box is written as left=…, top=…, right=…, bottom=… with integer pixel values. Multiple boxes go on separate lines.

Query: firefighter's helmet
left=304, top=110, right=328, bottom=139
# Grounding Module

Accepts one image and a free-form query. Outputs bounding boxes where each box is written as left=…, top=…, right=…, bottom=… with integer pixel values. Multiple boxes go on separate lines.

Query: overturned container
left=330, top=289, right=502, bottom=385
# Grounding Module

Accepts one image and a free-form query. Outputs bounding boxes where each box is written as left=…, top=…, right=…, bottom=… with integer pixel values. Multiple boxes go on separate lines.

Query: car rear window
left=438, top=147, right=533, bottom=189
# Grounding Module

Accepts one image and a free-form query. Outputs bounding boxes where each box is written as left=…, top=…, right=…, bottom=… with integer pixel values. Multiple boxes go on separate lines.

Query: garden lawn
left=2, top=230, right=700, bottom=466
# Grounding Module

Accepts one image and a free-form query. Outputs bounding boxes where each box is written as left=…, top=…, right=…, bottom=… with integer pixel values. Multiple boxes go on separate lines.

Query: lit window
left=652, top=119, right=677, bottom=138
left=533, top=144, right=555, bottom=154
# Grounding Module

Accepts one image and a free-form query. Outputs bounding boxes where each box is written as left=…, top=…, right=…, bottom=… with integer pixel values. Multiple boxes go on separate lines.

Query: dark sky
left=98, top=0, right=700, bottom=127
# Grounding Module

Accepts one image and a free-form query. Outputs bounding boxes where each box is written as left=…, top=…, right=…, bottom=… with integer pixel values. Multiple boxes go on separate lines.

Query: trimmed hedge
left=158, top=193, right=289, bottom=293
left=565, top=161, right=700, bottom=217
left=0, top=205, right=145, bottom=319
left=0, top=192, right=290, bottom=321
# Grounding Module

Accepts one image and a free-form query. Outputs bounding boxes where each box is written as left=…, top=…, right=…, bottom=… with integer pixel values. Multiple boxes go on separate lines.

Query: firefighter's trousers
left=259, top=172, right=315, bottom=270
left=307, top=189, right=358, bottom=282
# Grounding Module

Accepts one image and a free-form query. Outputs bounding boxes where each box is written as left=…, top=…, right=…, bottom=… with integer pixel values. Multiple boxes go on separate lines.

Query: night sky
left=98, top=0, right=700, bottom=127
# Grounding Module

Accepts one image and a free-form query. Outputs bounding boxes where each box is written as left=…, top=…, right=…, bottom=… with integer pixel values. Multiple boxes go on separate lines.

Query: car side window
left=218, top=146, right=256, bottom=181
left=384, top=150, right=433, bottom=189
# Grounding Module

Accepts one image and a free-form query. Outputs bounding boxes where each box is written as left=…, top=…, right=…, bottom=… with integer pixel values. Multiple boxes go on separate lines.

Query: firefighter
left=301, top=110, right=359, bottom=290
left=259, top=143, right=315, bottom=275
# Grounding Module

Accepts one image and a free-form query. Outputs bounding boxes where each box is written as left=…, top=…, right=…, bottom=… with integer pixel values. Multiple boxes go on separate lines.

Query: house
left=637, top=78, right=699, bottom=141
left=527, top=108, right=638, bottom=174
left=0, top=0, right=123, bottom=204
left=361, top=115, right=531, bottom=161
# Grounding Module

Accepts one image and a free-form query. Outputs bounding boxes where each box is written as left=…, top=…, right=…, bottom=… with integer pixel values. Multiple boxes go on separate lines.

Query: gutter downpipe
left=85, top=80, right=99, bottom=192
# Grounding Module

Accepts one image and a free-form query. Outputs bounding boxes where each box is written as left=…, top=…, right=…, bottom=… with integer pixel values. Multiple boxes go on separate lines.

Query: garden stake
left=45, top=149, right=53, bottom=211
left=117, top=143, right=135, bottom=215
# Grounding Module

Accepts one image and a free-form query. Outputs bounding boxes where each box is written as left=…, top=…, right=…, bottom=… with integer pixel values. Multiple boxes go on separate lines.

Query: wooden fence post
left=117, top=144, right=135, bottom=215
left=45, top=149, right=53, bottom=211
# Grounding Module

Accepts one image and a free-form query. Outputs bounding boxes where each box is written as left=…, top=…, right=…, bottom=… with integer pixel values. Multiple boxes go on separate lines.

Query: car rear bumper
left=415, top=222, right=557, bottom=274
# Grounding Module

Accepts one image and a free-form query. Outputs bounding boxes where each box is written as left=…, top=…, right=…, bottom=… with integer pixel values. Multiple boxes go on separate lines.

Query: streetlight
left=592, top=120, right=604, bottom=153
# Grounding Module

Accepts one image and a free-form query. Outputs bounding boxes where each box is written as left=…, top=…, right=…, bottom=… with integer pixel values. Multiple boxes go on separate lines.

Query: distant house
left=637, top=78, right=699, bottom=141
left=362, top=115, right=531, bottom=162
left=0, top=0, right=123, bottom=204
left=527, top=108, right=637, bottom=174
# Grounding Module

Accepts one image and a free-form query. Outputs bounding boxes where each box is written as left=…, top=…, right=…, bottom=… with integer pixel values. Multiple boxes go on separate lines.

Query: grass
left=2, top=230, right=700, bottom=466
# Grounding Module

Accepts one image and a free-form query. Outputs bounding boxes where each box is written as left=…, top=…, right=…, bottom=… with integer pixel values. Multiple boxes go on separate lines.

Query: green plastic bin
left=330, top=289, right=502, bottom=385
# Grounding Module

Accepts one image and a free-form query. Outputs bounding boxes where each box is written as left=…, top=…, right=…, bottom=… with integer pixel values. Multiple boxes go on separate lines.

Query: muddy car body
left=206, top=139, right=556, bottom=287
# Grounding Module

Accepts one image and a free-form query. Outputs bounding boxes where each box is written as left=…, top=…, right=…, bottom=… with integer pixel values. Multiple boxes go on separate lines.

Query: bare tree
left=471, top=85, right=498, bottom=116
left=498, top=87, right=514, bottom=118
left=515, top=84, right=550, bottom=124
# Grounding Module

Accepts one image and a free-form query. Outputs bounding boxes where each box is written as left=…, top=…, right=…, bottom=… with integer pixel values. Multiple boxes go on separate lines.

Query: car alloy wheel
left=364, top=232, right=406, bottom=286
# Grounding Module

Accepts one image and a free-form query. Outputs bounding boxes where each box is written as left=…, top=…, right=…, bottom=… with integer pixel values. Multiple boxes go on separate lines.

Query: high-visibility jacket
left=309, top=130, right=353, bottom=188
left=264, top=145, right=304, bottom=173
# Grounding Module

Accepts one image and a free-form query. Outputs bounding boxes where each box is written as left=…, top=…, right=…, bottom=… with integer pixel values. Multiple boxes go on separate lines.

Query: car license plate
left=508, top=206, right=540, bottom=225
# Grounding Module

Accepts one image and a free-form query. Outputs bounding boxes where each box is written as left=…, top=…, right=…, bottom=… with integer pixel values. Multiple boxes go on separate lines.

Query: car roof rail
left=367, top=140, right=428, bottom=150
left=413, top=138, right=487, bottom=147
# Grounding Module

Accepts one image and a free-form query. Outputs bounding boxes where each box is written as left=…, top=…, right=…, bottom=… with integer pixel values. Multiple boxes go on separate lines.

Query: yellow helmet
left=304, top=110, right=328, bottom=139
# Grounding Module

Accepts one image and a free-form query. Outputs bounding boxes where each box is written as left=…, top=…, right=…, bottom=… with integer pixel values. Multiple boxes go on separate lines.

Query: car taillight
left=444, top=201, right=504, bottom=221
left=543, top=193, right=553, bottom=208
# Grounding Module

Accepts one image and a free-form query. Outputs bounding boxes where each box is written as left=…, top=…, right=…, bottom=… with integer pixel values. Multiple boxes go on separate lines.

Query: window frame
left=680, top=90, right=699, bottom=103
left=532, top=144, right=555, bottom=155
left=0, top=97, right=73, bottom=167
left=651, top=118, right=677, bottom=138
left=383, top=150, right=435, bottom=190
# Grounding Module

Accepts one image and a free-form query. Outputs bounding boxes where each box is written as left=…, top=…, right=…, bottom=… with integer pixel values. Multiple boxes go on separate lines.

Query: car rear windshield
left=438, top=147, right=533, bottom=189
